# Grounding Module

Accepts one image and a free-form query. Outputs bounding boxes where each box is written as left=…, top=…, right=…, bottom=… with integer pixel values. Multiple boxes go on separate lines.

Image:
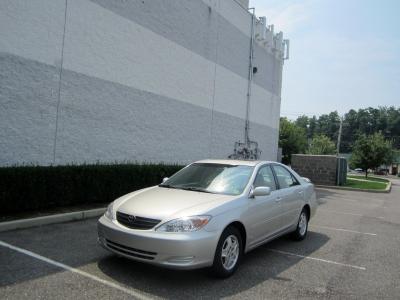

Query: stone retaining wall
left=291, top=154, right=338, bottom=185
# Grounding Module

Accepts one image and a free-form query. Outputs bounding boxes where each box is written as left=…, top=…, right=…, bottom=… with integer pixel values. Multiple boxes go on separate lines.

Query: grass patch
left=344, top=177, right=388, bottom=190
left=347, top=175, right=389, bottom=183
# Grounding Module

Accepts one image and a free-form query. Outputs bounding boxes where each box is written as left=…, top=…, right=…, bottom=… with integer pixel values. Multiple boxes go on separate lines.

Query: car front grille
left=105, top=239, right=157, bottom=260
left=116, top=211, right=161, bottom=230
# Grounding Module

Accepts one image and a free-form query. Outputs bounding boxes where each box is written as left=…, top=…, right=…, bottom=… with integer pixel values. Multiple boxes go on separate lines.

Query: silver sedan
left=98, top=159, right=317, bottom=278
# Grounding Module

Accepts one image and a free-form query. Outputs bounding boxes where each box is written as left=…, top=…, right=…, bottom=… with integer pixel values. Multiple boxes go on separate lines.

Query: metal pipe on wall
left=244, top=7, right=255, bottom=147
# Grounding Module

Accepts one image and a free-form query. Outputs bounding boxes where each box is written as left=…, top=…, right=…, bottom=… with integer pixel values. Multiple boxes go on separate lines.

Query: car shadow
left=315, top=188, right=338, bottom=205
left=97, top=231, right=329, bottom=299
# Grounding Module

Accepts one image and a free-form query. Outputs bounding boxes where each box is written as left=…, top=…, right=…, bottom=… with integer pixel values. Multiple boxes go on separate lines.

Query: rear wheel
left=291, top=208, right=309, bottom=241
left=210, top=226, right=243, bottom=278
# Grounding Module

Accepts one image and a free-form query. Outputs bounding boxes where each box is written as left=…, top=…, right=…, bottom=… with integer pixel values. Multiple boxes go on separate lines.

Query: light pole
left=306, top=124, right=311, bottom=152
left=336, top=117, right=343, bottom=156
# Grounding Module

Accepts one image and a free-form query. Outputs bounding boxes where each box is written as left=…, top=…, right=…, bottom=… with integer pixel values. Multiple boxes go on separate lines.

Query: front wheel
left=210, top=226, right=243, bottom=278
left=291, top=208, right=309, bottom=241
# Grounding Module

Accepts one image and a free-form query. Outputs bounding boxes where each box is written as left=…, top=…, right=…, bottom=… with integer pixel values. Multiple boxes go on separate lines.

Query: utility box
left=336, top=157, right=347, bottom=186
left=291, top=154, right=347, bottom=186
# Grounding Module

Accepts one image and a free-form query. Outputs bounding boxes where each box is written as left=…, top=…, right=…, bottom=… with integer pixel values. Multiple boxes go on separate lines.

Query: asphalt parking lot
left=1, top=178, right=400, bottom=299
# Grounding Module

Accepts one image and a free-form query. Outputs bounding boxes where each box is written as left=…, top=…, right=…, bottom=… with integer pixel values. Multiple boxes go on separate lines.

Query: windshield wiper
left=158, top=184, right=179, bottom=189
left=179, top=187, right=214, bottom=193
left=159, top=185, right=214, bottom=193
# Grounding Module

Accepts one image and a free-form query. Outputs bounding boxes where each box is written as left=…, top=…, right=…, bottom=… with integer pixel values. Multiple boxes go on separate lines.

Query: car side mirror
left=250, top=186, right=271, bottom=198
left=162, top=177, right=169, bottom=183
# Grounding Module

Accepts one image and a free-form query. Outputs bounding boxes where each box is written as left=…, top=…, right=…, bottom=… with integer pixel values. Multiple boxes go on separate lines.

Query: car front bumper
left=97, top=215, right=220, bottom=269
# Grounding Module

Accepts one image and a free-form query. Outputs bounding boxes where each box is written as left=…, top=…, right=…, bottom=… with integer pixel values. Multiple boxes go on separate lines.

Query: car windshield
left=160, top=163, right=254, bottom=195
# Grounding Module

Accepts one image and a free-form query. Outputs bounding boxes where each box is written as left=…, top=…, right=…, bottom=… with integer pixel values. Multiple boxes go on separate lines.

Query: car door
left=246, top=165, right=283, bottom=246
left=272, top=165, right=304, bottom=228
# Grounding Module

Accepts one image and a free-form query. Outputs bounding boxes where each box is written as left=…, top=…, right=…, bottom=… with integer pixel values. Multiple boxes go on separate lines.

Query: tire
left=291, top=208, right=309, bottom=241
left=210, top=226, right=243, bottom=278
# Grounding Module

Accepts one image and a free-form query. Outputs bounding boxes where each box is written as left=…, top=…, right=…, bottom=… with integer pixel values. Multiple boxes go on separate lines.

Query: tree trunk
left=365, top=169, right=368, bottom=178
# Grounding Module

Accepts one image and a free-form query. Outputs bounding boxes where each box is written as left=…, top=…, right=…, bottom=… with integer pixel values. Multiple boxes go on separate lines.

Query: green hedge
left=0, top=163, right=183, bottom=214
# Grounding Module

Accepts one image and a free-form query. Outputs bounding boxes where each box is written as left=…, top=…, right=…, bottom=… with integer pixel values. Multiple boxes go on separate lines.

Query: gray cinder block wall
left=0, top=0, right=285, bottom=166
left=291, top=155, right=339, bottom=186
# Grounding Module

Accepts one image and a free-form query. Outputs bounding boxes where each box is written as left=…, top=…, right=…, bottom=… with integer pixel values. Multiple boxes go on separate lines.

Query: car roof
left=195, top=159, right=274, bottom=167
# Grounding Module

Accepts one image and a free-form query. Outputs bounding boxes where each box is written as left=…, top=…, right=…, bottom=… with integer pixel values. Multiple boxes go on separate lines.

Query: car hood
left=114, top=186, right=234, bottom=221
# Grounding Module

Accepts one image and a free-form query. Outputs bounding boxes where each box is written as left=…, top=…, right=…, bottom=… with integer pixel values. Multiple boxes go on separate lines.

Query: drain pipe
left=244, top=8, right=256, bottom=148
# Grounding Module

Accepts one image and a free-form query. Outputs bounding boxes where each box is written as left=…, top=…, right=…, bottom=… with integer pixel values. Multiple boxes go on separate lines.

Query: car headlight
left=104, top=203, right=114, bottom=220
left=156, top=216, right=211, bottom=232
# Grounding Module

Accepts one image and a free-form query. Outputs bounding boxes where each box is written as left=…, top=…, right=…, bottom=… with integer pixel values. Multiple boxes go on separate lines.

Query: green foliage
left=307, top=135, right=336, bottom=155
left=294, top=106, right=400, bottom=152
left=350, top=133, right=392, bottom=177
left=279, top=117, right=307, bottom=164
left=0, top=163, right=182, bottom=214
left=295, top=115, right=310, bottom=132
left=315, top=112, right=341, bottom=142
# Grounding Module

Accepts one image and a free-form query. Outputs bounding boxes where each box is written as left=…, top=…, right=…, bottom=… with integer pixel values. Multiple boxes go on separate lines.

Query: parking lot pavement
left=1, top=178, right=400, bottom=299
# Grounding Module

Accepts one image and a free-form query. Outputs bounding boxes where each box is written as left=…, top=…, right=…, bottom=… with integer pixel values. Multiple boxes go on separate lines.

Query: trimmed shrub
left=0, top=163, right=182, bottom=214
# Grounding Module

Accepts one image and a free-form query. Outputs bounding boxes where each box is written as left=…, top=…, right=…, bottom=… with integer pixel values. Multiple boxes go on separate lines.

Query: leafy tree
left=341, top=109, right=358, bottom=152
left=387, top=106, right=400, bottom=148
left=295, top=115, right=309, bottom=131
left=307, top=135, right=336, bottom=155
left=279, top=117, right=307, bottom=164
left=295, top=106, right=400, bottom=152
left=308, top=116, right=318, bottom=138
left=315, top=111, right=340, bottom=141
left=350, top=132, right=392, bottom=178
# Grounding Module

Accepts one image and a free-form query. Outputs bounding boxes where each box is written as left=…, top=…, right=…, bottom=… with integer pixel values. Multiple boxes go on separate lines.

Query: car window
left=253, top=165, right=276, bottom=191
left=162, top=163, right=254, bottom=196
left=272, top=165, right=299, bottom=189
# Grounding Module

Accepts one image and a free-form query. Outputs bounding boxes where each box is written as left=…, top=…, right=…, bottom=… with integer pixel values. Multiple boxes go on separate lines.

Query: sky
left=250, top=0, right=400, bottom=119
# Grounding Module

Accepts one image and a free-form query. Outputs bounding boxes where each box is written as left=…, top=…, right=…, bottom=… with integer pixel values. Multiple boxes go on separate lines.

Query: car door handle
left=275, top=197, right=282, bottom=202
left=298, top=191, right=303, bottom=195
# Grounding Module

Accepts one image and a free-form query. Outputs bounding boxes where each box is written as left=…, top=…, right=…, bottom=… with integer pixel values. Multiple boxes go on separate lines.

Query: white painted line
left=321, top=197, right=381, bottom=207
left=318, top=209, right=363, bottom=217
left=0, top=240, right=151, bottom=300
left=318, top=209, right=384, bottom=219
left=267, top=248, right=366, bottom=270
left=310, top=225, right=377, bottom=236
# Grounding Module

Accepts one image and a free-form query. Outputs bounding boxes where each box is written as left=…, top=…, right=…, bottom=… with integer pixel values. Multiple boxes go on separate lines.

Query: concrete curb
left=316, top=181, right=392, bottom=193
left=0, top=207, right=106, bottom=233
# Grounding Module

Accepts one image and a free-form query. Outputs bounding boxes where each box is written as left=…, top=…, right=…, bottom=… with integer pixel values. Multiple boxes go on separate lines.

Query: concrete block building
left=0, top=0, right=287, bottom=166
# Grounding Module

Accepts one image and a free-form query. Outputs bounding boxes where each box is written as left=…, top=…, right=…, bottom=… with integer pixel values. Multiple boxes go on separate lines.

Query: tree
left=315, top=111, right=340, bottom=141
left=279, top=118, right=307, bottom=164
left=308, top=116, right=318, bottom=138
left=350, top=132, right=393, bottom=178
left=290, top=106, right=399, bottom=155
left=341, top=109, right=358, bottom=153
left=307, top=135, right=336, bottom=155
left=295, top=115, right=309, bottom=131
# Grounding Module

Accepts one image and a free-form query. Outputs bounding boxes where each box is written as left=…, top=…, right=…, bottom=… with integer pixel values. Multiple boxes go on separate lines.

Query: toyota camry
left=98, top=159, right=317, bottom=278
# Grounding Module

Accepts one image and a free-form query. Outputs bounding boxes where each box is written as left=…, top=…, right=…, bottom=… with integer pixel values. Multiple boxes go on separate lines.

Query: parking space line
left=320, top=197, right=381, bottom=208
left=310, top=225, right=377, bottom=236
left=321, top=196, right=374, bottom=203
left=266, top=248, right=366, bottom=270
left=318, top=209, right=363, bottom=216
left=0, top=240, right=151, bottom=300
left=318, top=209, right=384, bottom=219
